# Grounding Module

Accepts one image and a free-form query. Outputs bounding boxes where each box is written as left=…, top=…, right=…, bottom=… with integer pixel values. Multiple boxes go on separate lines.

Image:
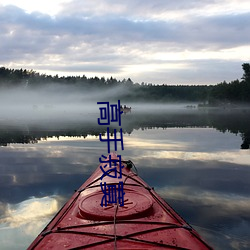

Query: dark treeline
left=208, top=63, right=250, bottom=105
left=0, top=63, right=250, bottom=104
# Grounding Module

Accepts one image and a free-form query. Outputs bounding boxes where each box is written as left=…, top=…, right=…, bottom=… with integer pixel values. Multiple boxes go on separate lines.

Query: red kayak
left=28, top=153, right=213, bottom=249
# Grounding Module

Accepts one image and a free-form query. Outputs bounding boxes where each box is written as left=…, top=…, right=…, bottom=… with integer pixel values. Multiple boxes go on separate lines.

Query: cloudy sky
left=0, top=0, right=250, bottom=85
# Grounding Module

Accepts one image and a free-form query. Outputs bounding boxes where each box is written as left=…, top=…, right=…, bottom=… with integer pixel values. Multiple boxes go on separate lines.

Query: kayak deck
left=28, top=153, right=213, bottom=249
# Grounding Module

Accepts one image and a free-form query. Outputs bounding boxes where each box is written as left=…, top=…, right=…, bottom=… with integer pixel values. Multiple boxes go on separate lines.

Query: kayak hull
left=28, top=153, right=213, bottom=249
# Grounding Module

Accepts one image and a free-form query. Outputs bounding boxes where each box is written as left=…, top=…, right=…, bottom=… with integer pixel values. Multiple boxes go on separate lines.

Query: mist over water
left=0, top=85, right=98, bottom=122
left=0, top=84, right=196, bottom=124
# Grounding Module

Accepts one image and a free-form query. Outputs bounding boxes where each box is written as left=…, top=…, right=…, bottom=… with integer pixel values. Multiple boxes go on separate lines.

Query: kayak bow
left=28, top=153, right=213, bottom=249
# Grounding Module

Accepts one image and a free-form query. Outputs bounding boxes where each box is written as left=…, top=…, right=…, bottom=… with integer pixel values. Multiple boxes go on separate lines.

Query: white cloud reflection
left=123, top=128, right=249, bottom=166
left=0, top=196, right=60, bottom=249
left=157, top=186, right=250, bottom=213
left=0, top=196, right=59, bottom=229
left=153, top=150, right=250, bottom=167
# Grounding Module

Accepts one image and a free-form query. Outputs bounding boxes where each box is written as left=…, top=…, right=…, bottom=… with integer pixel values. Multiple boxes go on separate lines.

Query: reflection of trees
left=241, top=133, right=250, bottom=149
left=0, top=131, right=38, bottom=146
left=200, top=109, right=250, bottom=149
left=0, top=109, right=250, bottom=149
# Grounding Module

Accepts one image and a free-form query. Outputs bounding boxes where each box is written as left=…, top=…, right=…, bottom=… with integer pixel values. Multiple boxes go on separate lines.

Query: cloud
left=7, top=5, right=248, bottom=49
left=0, top=1, right=250, bottom=84
left=1, top=6, right=247, bottom=51
left=58, top=0, right=243, bottom=19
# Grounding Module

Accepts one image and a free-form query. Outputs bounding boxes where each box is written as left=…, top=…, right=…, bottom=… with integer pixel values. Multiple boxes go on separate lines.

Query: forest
left=0, top=63, right=249, bottom=104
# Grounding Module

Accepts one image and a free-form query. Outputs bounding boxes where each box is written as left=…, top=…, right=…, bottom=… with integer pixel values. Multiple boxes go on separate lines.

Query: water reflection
left=0, top=108, right=250, bottom=249
left=0, top=107, right=250, bottom=149
left=0, top=196, right=59, bottom=228
left=0, top=196, right=62, bottom=250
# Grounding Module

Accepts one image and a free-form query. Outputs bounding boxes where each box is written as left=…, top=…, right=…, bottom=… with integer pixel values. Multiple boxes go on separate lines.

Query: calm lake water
left=0, top=104, right=250, bottom=249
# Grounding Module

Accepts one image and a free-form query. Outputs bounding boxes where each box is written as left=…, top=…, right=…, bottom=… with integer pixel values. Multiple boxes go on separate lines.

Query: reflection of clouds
left=194, top=224, right=250, bottom=250
left=124, top=127, right=243, bottom=152
left=157, top=186, right=250, bottom=216
left=154, top=150, right=250, bottom=166
left=157, top=186, right=250, bottom=249
left=4, top=141, right=104, bottom=177
left=0, top=127, right=249, bottom=250
left=43, top=135, right=99, bottom=142
left=0, top=196, right=59, bottom=230
left=122, top=128, right=249, bottom=166
left=0, top=196, right=62, bottom=250
left=0, top=202, right=7, bottom=218
left=125, top=136, right=185, bottom=150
